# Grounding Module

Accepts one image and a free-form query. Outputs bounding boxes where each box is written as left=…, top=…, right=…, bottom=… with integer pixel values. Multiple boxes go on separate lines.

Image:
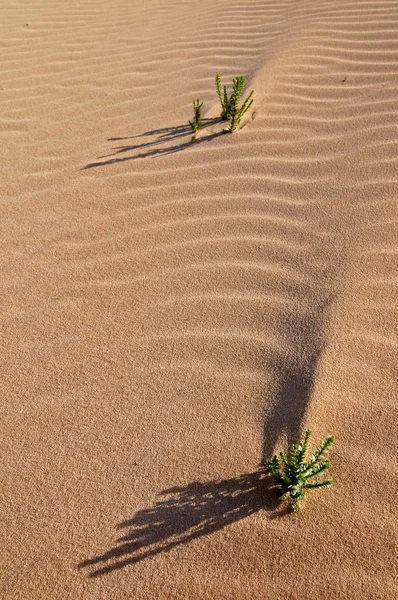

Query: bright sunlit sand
left=1, top=1, right=397, bottom=598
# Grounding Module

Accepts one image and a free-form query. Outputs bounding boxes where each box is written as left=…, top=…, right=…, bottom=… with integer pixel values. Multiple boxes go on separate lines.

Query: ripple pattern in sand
left=1, top=1, right=398, bottom=599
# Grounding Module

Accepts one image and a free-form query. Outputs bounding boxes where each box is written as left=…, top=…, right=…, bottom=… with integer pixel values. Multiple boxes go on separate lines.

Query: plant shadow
left=78, top=470, right=287, bottom=578
left=82, top=118, right=222, bottom=169
left=77, top=299, right=336, bottom=578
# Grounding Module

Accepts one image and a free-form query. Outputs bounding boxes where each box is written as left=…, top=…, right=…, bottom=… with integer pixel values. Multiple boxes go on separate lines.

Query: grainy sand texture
left=1, top=0, right=398, bottom=598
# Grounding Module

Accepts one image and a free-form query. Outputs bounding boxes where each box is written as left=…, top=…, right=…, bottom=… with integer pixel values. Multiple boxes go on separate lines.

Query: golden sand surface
left=1, top=0, right=397, bottom=598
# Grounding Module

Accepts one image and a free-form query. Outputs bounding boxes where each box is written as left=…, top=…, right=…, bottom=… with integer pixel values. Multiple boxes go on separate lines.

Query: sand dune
left=1, top=0, right=397, bottom=598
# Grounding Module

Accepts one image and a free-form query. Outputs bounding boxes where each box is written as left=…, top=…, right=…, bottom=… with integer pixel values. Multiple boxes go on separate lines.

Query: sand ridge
left=1, top=0, right=398, bottom=598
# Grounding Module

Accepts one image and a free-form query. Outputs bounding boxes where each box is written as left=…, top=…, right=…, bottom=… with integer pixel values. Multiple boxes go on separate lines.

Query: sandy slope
left=1, top=0, right=397, bottom=598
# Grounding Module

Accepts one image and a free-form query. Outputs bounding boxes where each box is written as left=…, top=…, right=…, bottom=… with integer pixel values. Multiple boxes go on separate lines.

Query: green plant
left=189, top=98, right=203, bottom=140
left=267, top=429, right=334, bottom=512
left=227, top=76, right=254, bottom=132
left=215, top=74, right=254, bottom=132
left=215, top=73, right=230, bottom=120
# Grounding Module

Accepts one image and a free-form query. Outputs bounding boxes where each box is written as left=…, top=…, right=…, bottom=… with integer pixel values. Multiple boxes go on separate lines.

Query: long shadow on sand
left=261, top=355, right=323, bottom=464
left=78, top=301, right=334, bottom=578
left=77, top=311, right=330, bottom=579
left=77, top=211, right=335, bottom=578
left=78, top=470, right=285, bottom=578
left=82, top=118, right=221, bottom=169
left=261, top=297, right=335, bottom=462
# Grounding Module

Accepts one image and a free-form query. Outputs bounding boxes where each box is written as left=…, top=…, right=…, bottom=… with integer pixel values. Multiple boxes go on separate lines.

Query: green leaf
left=304, top=459, right=330, bottom=479
left=305, top=479, right=333, bottom=489
left=305, top=435, right=334, bottom=471
left=297, top=429, right=311, bottom=466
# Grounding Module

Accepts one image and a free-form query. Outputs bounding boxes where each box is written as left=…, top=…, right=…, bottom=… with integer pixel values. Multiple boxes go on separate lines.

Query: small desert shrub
left=215, top=73, right=231, bottom=120
left=189, top=98, right=203, bottom=140
left=215, top=74, right=254, bottom=132
left=267, top=429, right=334, bottom=512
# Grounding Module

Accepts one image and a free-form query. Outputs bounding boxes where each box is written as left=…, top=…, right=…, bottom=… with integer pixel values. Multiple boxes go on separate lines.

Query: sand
left=1, top=0, right=397, bottom=598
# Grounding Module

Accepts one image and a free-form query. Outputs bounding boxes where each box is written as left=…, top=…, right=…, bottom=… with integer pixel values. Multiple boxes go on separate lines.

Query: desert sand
left=1, top=0, right=397, bottom=598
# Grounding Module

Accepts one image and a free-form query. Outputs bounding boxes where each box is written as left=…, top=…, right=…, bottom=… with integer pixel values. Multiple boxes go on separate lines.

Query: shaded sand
left=1, top=0, right=398, bottom=598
